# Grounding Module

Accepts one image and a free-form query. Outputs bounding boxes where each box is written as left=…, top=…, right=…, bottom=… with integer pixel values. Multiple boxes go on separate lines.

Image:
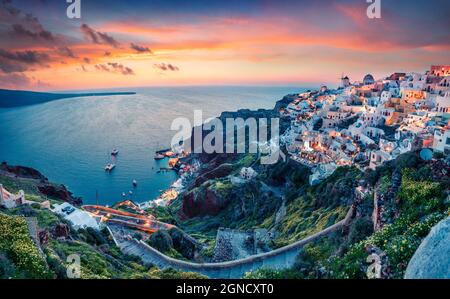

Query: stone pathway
left=111, top=206, right=354, bottom=278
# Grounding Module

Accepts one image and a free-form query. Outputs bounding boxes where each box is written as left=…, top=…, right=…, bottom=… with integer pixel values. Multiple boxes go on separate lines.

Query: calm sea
left=0, top=86, right=306, bottom=205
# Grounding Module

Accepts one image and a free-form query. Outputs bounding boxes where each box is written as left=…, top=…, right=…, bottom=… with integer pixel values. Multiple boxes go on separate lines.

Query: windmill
left=340, top=73, right=350, bottom=88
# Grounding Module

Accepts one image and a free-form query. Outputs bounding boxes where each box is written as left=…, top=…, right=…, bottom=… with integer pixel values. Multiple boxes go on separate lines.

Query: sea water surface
left=0, top=86, right=305, bottom=205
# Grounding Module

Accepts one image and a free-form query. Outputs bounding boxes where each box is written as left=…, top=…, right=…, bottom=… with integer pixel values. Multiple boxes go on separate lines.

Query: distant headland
left=0, top=89, right=136, bottom=108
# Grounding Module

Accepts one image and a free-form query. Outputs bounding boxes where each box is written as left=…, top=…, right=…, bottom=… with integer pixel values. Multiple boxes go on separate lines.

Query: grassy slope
left=165, top=157, right=356, bottom=255
left=245, top=153, right=450, bottom=279
left=0, top=176, right=206, bottom=279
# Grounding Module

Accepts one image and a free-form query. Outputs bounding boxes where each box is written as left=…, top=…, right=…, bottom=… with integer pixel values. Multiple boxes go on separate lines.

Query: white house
left=432, top=129, right=450, bottom=155
left=380, top=91, right=392, bottom=103
left=369, top=150, right=392, bottom=169
left=240, top=167, right=257, bottom=180
left=435, top=91, right=450, bottom=114
left=53, top=202, right=100, bottom=230
left=0, top=184, right=25, bottom=209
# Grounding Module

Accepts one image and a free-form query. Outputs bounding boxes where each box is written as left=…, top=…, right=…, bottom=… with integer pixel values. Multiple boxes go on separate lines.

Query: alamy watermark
left=66, top=253, right=81, bottom=278
left=66, top=0, right=81, bottom=19
left=170, top=110, right=284, bottom=165
left=67, top=0, right=381, bottom=20
left=366, top=0, right=381, bottom=19
left=366, top=253, right=382, bottom=279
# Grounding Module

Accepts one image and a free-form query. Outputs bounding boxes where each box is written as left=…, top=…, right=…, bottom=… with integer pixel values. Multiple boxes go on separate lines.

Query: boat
left=168, top=157, right=179, bottom=168
left=154, top=153, right=165, bottom=160
left=104, top=163, right=115, bottom=171
left=122, top=192, right=126, bottom=197
left=128, top=190, right=133, bottom=195
left=111, top=149, right=119, bottom=156
left=132, top=179, right=137, bottom=187
left=164, top=151, right=176, bottom=157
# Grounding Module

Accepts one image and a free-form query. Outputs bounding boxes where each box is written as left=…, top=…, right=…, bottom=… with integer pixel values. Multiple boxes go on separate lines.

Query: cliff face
left=179, top=95, right=297, bottom=219
left=181, top=182, right=230, bottom=218
left=37, top=184, right=82, bottom=205
left=0, top=162, right=82, bottom=205
left=180, top=176, right=282, bottom=229
left=187, top=95, right=294, bottom=155
left=0, top=162, right=46, bottom=180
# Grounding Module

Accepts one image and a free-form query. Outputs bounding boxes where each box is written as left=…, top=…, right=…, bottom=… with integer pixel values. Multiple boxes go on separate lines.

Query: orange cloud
left=2, top=2, right=449, bottom=90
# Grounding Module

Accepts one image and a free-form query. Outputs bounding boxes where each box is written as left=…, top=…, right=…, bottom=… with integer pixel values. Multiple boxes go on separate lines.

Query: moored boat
left=154, top=153, right=165, bottom=160
left=111, top=149, right=119, bottom=156
left=104, top=163, right=115, bottom=171
left=164, top=151, right=176, bottom=157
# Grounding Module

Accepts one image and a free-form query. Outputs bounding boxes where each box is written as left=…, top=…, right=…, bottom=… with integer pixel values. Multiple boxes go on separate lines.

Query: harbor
left=97, top=142, right=198, bottom=211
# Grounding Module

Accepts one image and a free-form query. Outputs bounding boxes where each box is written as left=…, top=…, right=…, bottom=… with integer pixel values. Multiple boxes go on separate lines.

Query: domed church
left=363, top=74, right=375, bottom=85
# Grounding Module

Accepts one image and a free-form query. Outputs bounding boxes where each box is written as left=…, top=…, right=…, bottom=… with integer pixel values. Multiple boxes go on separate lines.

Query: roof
left=363, top=74, right=375, bottom=82
left=53, top=202, right=100, bottom=230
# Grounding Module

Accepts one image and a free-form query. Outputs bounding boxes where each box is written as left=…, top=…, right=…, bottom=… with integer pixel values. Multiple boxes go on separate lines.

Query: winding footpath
left=110, top=206, right=354, bottom=278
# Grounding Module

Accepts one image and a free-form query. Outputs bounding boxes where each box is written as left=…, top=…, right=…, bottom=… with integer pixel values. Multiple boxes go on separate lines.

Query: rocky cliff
left=405, top=216, right=450, bottom=279
left=0, top=162, right=82, bottom=205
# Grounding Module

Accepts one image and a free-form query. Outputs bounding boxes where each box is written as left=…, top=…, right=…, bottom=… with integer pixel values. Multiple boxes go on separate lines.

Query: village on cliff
left=279, top=65, right=450, bottom=185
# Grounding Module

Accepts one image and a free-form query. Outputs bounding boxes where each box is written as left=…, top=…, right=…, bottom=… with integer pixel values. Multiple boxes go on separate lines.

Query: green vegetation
left=147, top=230, right=173, bottom=253
left=2, top=150, right=447, bottom=280
left=176, top=161, right=358, bottom=255
left=0, top=170, right=207, bottom=279
left=150, top=206, right=177, bottom=224
left=246, top=155, right=449, bottom=279
left=1, top=202, right=209, bottom=279
left=211, top=180, right=233, bottom=196
left=327, top=169, right=448, bottom=279
left=148, top=267, right=207, bottom=279
left=274, top=166, right=360, bottom=246
left=0, top=176, right=41, bottom=195
left=0, top=213, right=50, bottom=278
left=276, top=205, right=347, bottom=247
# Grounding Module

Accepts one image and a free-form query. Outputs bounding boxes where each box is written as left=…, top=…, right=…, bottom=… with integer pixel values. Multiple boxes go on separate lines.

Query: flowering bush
left=0, top=213, right=50, bottom=278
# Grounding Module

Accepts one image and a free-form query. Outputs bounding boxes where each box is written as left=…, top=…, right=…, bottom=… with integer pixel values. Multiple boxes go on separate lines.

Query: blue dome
left=363, top=74, right=375, bottom=85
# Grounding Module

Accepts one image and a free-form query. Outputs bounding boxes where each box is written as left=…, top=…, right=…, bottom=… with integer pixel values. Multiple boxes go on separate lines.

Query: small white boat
left=154, top=153, right=165, bottom=160
left=122, top=192, right=126, bottom=197
left=132, top=179, right=138, bottom=187
left=111, top=149, right=119, bottom=156
left=129, top=190, right=133, bottom=195
left=104, top=163, right=115, bottom=171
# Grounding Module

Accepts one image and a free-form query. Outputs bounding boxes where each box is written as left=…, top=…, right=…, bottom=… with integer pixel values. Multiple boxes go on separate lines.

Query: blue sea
left=0, top=86, right=306, bottom=205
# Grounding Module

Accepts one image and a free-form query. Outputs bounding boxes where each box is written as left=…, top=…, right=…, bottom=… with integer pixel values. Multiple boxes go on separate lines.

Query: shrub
left=0, top=213, right=50, bottom=278
left=148, top=229, right=173, bottom=253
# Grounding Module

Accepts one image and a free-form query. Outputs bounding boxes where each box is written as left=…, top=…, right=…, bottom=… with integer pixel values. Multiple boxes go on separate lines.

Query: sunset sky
left=1, top=0, right=449, bottom=91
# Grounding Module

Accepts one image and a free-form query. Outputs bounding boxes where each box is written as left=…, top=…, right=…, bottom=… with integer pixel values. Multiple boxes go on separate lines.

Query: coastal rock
left=37, top=184, right=82, bottom=205
left=52, top=223, right=70, bottom=239
left=404, top=217, right=450, bottom=279
left=0, top=162, right=81, bottom=205
left=274, top=94, right=298, bottom=111
left=181, top=184, right=229, bottom=218
left=186, top=97, right=292, bottom=157
left=0, top=162, right=47, bottom=180
left=38, top=230, right=50, bottom=246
